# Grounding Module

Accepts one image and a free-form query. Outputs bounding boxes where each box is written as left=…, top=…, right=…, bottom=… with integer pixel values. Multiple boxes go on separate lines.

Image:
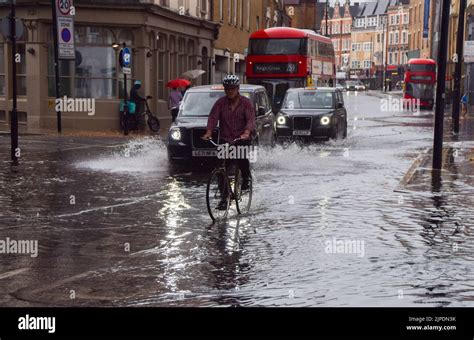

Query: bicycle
left=120, top=96, right=160, bottom=133
left=204, top=138, right=253, bottom=222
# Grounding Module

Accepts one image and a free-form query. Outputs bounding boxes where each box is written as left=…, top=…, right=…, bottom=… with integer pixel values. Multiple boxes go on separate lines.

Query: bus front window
left=249, top=39, right=305, bottom=55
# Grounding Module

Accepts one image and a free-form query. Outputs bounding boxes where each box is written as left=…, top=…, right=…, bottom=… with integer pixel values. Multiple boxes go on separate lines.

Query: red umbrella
left=167, top=79, right=191, bottom=88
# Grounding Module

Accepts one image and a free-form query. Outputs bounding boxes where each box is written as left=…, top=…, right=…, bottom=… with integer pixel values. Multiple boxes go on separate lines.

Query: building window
left=343, top=39, right=350, bottom=51
left=0, top=40, right=5, bottom=96
left=239, top=0, right=243, bottom=28
left=363, top=60, right=371, bottom=68
left=377, top=33, right=380, bottom=43
left=246, top=0, right=250, bottom=30
left=351, top=60, right=360, bottom=68
left=219, top=0, right=223, bottom=21
left=402, top=31, right=408, bottom=44
left=48, top=26, right=120, bottom=99
left=403, top=13, right=409, bottom=24
left=16, top=43, right=27, bottom=96
left=158, top=34, right=168, bottom=100
left=233, top=0, right=237, bottom=25
left=395, top=32, right=399, bottom=44
left=389, top=32, right=393, bottom=44
left=394, top=52, right=398, bottom=64
left=363, top=42, right=372, bottom=51
left=228, top=0, right=232, bottom=24
left=178, top=37, right=186, bottom=76
left=389, top=52, right=393, bottom=64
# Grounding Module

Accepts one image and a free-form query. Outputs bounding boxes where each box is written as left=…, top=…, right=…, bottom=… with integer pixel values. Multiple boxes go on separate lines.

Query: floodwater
left=1, top=92, right=473, bottom=307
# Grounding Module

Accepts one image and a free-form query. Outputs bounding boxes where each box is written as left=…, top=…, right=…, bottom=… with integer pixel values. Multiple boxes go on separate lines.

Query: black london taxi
left=275, top=87, right=347, bottom=142
left=167, top=85, right=276, bottom=164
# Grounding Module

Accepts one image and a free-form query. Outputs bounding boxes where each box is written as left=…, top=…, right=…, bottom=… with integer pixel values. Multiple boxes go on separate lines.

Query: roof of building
left=361, top=1, right=377, bottom=16
left=374, top=0, right=391, bottom=15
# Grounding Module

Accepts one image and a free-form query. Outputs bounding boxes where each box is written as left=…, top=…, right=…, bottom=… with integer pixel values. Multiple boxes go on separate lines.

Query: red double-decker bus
left=403, top=58, right=436, bottom=110
left=246, top=27, right=335, bottom=110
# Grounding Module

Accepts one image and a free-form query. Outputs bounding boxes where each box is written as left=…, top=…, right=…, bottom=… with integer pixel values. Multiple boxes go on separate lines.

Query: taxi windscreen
left=180, top=92, right=252, bottom=117
left=282, top=91, right=335, bottom=110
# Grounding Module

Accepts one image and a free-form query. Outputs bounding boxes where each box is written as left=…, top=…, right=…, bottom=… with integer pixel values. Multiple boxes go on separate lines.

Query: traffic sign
left=122, top=67, right=131, bottom=75
left=57, top=0, right=73, bottom=17
left=57, top=16, right=75, bottom=59
left=119, top=47, right=132, bottom=68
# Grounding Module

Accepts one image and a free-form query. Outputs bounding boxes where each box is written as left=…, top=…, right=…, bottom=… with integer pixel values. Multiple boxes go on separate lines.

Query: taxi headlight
left=320, top=116, right=331, bottom=126
left=170, top=128, right=181, bottom=140
left=277, top=116, right=286, bottom=125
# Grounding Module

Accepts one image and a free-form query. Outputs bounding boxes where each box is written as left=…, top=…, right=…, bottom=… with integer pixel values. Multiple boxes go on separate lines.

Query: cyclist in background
left=130, top=80, right=146, bottom=115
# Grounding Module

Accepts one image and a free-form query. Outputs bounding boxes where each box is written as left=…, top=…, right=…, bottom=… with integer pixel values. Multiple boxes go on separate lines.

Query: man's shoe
left=216, top=200, right=228, bottom=211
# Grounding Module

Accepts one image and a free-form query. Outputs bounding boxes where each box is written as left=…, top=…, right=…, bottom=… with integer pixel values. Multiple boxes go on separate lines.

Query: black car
left=275, top=87, right=347, bottom=142
left=167, top=85, right=276, bottom=164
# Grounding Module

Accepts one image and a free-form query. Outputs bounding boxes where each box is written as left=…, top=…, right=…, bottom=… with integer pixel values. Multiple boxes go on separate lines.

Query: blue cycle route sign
left=120, top=47, right=131, bottom=68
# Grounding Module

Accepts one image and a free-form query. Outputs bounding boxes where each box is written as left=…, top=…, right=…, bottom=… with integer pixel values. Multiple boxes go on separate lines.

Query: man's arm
left=203, top=99, right=221, bottom=139
left=242, top=98, right=256, bottom=138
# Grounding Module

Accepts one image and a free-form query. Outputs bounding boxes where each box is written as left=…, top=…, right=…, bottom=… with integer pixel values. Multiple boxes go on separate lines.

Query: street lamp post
left=451, top=0, right=467, bottom=134
left=325, top=0, right=329, bottom=37
left=9, top=0, right=18, bottom=165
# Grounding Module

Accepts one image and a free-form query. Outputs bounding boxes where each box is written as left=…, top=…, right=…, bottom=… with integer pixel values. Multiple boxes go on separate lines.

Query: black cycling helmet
left=222, top=74, right=240, bottom=87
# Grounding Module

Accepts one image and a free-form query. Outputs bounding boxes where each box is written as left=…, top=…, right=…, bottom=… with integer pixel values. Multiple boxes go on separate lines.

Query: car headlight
left=277, top=116, right=286, bottom=125
left=170, top=128, right=181, bottom=141
left=320, top=116, right=331, bottom=126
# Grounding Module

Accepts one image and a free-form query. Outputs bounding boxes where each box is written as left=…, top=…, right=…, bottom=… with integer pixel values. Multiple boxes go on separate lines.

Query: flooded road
left=1, top=92, right=473, bottom=307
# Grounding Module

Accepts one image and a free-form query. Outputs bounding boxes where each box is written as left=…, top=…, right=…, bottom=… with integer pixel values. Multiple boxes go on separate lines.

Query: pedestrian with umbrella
left=167, top=79, right=190, bottom=123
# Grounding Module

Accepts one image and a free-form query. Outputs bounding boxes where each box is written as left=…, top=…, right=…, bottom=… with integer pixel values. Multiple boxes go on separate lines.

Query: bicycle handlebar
left=203, top=138, right=243, bottom=147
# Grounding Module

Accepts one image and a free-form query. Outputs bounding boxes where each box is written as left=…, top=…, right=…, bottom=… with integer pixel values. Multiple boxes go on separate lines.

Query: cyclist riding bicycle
left=202, top=74, right=256, bottom=210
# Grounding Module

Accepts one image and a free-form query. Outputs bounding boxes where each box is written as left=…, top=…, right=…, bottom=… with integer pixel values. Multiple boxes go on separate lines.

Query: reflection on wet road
left=1, top=92, right=473, bottom=306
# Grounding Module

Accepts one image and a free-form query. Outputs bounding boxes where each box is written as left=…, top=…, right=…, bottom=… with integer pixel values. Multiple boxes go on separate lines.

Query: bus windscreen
left=249, top=38, right=305, bottom=55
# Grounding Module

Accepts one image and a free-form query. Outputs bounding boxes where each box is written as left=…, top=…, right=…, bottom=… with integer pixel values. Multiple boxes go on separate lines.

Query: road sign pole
left=433, top=0, right=451, bottom=171
left=51, top=0, right=62, bottom=133
left=451, top=0, right=467, bottom=134
left=10, top=0, right=18, bottom=165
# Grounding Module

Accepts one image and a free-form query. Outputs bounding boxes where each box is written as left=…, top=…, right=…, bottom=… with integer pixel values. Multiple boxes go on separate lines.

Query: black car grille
left=192, top=128, right=218, bottom=149
left=293, top=117, right=312, bottom=130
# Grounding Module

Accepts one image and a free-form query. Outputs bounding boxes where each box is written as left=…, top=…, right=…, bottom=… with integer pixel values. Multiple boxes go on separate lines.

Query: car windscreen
left=180, top=92, right=252, bottom=117
left=282, top=91, right=334, bottom=109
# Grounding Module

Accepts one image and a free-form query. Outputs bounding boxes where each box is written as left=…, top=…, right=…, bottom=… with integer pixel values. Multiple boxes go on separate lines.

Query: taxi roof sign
left=211, top=86, right=224, bottom=90
left=304, top=87, right=317, bottom=90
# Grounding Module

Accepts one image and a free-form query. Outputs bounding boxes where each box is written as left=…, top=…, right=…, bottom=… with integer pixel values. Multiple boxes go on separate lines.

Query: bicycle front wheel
left=147, top=115, right=160, bottom=132
left=206, top=170, right=230, bottom=222
left=235, top=169, right=252, bottom=215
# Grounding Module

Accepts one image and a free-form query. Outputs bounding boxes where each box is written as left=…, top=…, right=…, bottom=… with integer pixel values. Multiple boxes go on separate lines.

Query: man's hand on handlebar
left=201, top=131, right=212, bottom=140
left=240, top=130, right=251, bottom=141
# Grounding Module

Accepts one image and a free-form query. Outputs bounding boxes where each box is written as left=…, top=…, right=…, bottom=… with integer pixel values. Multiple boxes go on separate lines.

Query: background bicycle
left=120, top=96, right=160, bottom=134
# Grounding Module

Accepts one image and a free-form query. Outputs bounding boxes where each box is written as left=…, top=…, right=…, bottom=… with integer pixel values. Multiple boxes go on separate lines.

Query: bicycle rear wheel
left=206, top=170, right=230, bottom=222
left=235, top=169, right=252, bottom=215
left=147, top=115, right=160, bottom=132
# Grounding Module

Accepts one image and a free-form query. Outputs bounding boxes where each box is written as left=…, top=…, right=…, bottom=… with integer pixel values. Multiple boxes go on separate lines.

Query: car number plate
left=192, top=150, right=217, bottom=157
left=293, top=130, right=311, bottom=136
